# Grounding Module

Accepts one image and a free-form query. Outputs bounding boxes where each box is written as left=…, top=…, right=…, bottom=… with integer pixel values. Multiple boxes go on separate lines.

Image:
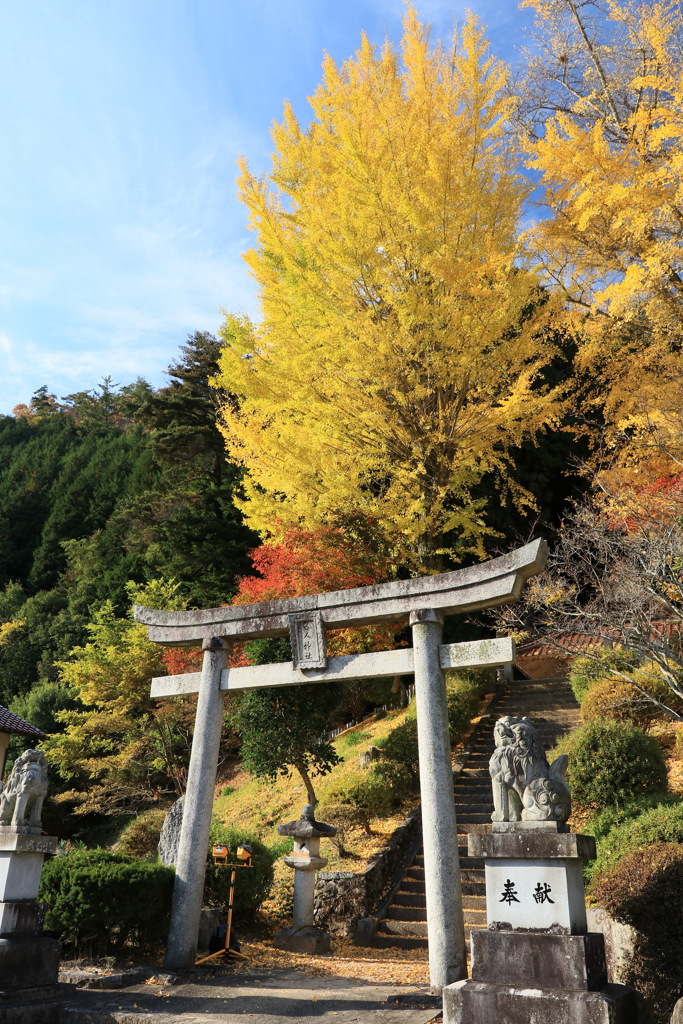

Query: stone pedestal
left=443, top=823, right=638, bottom=1024
left=273, top=805, right=336, bottom=955
left=0, top=827, right=60, bottom=993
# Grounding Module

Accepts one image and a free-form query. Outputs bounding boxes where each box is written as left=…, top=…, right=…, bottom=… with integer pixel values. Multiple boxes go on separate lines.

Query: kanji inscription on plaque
left=485, top=859, right=587, bottom=933
left=289, top=611, right=327, bottom=669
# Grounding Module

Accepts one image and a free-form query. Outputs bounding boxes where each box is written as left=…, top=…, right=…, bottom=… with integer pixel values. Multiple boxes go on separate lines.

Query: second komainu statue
left=489, top=716, right=571, bottom=825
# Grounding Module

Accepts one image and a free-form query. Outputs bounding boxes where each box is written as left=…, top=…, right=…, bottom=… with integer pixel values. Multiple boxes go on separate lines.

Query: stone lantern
left=274, top=804, right=336, bottom=955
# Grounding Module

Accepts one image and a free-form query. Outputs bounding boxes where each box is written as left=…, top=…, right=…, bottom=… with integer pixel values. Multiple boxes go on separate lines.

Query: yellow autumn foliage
left=520, top=0, right=683, bottom=469
left=216, top=9, right=565, bottom=568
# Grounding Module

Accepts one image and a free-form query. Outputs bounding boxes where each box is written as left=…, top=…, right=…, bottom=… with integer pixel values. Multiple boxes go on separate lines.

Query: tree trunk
left=295, top=761, right=317, bottom=807
left=416, top=530, right=444, bottom=573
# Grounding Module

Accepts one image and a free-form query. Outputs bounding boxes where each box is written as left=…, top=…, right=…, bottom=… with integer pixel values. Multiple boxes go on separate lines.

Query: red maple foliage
left=608, top=470, right=683, bottom=533
left=161, top=647, right=203, bottom=675
left=232, top=527, right=400, bottom=658
left=233, top=527, right=393, bottom=603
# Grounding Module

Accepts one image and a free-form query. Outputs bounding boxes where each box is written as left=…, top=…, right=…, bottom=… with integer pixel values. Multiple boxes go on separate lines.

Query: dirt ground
left=233, top=938, right=431, bottom=987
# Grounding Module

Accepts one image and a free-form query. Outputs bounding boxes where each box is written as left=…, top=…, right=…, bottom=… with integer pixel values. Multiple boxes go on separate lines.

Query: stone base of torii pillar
left=443, top=822, right=638, bottom=1024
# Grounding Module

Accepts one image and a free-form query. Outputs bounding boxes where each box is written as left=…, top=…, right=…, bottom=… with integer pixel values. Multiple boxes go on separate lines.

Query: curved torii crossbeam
left=135, top=538, right=548, bottom=986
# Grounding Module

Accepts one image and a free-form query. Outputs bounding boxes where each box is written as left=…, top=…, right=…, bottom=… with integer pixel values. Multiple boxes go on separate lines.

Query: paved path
left=55, top=967, right=440, bottom=1024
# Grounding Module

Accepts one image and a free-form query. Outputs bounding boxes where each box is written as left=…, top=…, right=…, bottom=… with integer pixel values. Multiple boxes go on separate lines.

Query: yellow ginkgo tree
left=217, top=10, right=565, bottom=569
left=519, top=0, right=683, bottom=474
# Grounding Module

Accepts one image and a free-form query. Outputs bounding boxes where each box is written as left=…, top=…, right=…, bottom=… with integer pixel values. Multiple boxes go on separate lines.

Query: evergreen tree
left=121, top=331, right=257, bottom=606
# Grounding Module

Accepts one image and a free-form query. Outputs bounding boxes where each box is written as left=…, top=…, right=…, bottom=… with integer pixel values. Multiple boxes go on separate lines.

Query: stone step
left=371, top=934, right=428, bottom=950
left=405, top=867, right=425, bottom=881
left=461, top=880, right=486, bottom=896
left=460, top=868, right=484, bottom=883
left=385, top=906, right=427, bottom=922
left=398, top=880, right=426, bottom=894
left=392, top=893, right=427, bottom=908
left=461, top=895, right=487, bottom=911
left=362, top=673, right=580, bottom=955
left=379, top=919, right=429, bottom=937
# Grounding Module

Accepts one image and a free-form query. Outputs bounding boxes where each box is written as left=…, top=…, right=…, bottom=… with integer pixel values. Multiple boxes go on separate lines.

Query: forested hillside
left=0, top=332, right=256, bottom=721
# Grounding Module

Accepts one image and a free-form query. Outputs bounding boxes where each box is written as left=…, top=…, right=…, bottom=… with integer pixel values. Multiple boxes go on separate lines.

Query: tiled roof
left=516, top=621, right=681, bottom=663
left=0, top=706, right=45, bottom=738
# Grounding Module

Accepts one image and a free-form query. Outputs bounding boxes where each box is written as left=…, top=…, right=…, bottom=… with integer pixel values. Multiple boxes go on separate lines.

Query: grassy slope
left=213, top=705, right=417, bottom=871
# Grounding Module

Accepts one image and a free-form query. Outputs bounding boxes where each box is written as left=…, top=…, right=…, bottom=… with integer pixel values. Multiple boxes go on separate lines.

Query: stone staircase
left=370, top=674, right=581, bottom=950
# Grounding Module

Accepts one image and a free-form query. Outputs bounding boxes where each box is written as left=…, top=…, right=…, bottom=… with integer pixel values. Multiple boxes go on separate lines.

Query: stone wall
left=586, top=905, right=636, bottom=985
left=314, top=807, right=421, bottom=936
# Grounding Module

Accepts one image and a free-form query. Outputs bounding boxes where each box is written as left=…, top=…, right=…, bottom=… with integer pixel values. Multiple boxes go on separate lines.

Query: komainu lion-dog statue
left=489, top=716, right=571, bottom=825
left=0, top=748, right=48, bottom=828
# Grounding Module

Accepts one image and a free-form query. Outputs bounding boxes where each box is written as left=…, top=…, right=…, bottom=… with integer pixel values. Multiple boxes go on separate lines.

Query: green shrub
left=115, top=809, right=167, bottom=858
left=342, top=730, right=370, bottom=748
left=587, top=794, right=682, bottom=842
left=568, top=648, right=635, bottom=703
left=445, top=672, right=481, bottom=743
left=319, top=772, right=392, bottom=837
left=581, top=663, right=678, bottom=730
left=552, top=719, right=668, bottom=811
left=39, top=849, right=174, bottom=955
left=221, top=785, right=235, bottom=797
left=204, top=823, right=276, bottom=918
left=590, top=843, right=683, bottom=1023
left=375, top=718, right=420, bottom=797
left=587, top=800, right=683, bottom=886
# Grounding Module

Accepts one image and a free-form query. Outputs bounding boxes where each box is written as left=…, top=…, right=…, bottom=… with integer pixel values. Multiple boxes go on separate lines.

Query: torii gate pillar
left=411, top=609, right=465, bottom=989
left=163, top=638, right=228, bottom=972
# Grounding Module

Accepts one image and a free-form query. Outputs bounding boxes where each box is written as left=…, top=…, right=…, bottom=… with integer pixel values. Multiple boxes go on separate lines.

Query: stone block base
left=273, top=926, right=331, bottom=955
left=471, top=930, right=608, bottom=990
left=197, top=907, right=224, bottom=951
left=0, top=936, right=61, bottom=990
left=444, top=979, right=638, bottom=1024
left=0, top=900, right=44, bottom=936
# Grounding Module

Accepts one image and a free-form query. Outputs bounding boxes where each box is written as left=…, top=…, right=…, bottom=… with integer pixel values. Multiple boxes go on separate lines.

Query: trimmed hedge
left=551, top=720, right=668, bottom=811
left=444, top=672, right=482, bottom=743
left=204, top=823, right=277, bottom=918
left=587, top=800, right=683, bottom=886
left=591, top=843, right=683, bottom=1024
left=375, top=717, right=420, bottom=797
left=374, top=672, right=481, bottom=801
left=580, top=660, right=679, bottom=730
left=587, top=794, right=682, bottom=842
left=568, top=648, right=635, bottom=704
left=39, top=849, right=174, bottom=955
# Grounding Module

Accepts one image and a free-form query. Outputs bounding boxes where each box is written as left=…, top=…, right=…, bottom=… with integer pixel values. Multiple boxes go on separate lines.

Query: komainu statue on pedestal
left=0, top=748, right=48, bottom=828
left=489, top=716, right=571, bottom=825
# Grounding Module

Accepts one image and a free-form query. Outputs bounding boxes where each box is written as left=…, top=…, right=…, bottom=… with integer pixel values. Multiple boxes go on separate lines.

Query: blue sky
left=0, top=0, right=534, bottom=414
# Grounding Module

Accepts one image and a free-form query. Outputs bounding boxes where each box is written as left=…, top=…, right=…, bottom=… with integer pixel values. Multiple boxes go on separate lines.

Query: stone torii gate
left=135, top=538, right=548, bottom=988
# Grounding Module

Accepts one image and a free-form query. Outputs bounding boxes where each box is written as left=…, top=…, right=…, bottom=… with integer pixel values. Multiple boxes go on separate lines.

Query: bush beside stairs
left=368, top=673, right=581, bottom=950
